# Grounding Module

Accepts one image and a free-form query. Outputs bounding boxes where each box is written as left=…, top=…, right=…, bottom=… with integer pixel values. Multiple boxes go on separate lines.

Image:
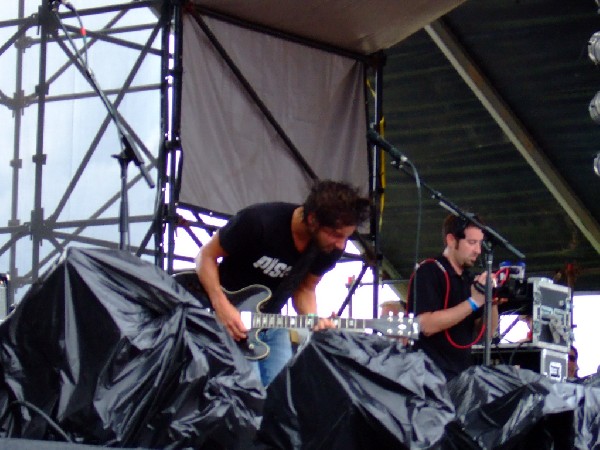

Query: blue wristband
left=467, top=297, right=479, bottom=312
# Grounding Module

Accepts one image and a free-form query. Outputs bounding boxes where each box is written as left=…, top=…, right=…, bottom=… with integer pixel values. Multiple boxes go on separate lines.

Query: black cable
left=8, top=400, right=73, bottom=442
left=52, top=1, right=89, bottom=71
left=508, top=340, right=526, bottom=366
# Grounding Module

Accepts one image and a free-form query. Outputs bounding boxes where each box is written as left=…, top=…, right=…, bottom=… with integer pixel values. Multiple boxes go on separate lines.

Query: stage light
left=589, top=31, right=600, bottom=64
left=588, top=91, right=600, bottom=124
left=594, top=153, right=600, bottom=177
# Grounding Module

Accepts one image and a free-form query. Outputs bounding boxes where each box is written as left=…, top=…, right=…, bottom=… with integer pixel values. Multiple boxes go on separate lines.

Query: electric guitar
left=173, top=271, right=419, bottom=360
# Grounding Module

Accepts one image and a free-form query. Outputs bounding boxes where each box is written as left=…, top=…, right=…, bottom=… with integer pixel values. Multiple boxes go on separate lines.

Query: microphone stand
left=47, top=1, right=155, bottom=251
left=482, top=240, right=495, bottom=363
left=367, top=129, right=525, bottom=366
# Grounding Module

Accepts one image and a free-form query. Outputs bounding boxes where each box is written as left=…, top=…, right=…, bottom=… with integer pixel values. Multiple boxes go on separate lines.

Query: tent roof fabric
left=191, top=0, right=466, bottom=54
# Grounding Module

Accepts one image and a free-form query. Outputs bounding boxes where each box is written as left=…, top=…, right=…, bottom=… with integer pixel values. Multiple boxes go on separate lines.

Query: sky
left=1, top=0, right=161, bottom=291
left=571, top=294, right=600, bottom=377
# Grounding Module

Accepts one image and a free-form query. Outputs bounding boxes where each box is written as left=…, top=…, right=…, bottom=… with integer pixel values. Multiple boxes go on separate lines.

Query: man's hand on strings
left=313, top=312, right=338, bottom=331
left=214, top=300, right=248, bottom=341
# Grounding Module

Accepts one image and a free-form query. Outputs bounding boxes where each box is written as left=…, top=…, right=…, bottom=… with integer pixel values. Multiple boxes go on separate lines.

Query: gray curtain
left=180, top=15, right=368, bottom=214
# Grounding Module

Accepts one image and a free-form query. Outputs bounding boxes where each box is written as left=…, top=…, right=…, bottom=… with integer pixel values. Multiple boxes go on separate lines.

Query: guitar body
left=172, top=270, right=419, bottom=361
left=173, top=270, right=274, bottom=360
left=223, top=284, right=274, bottom=360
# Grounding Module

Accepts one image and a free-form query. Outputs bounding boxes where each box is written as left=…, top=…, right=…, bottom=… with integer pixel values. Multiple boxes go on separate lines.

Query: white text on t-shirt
left=253, top=256, right=293, bottom=278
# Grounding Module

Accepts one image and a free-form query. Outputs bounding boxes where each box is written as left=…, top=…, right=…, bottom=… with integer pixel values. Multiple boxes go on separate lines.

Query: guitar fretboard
left=243, top=312, right=417, bottom=338
left=250, top=313, right=372, bottom=331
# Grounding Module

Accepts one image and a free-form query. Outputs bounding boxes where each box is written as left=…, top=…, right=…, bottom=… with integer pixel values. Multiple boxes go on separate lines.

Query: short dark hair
left=303, top=180, right=370, bottom=228
left=442, top=213, right=483, bottom=242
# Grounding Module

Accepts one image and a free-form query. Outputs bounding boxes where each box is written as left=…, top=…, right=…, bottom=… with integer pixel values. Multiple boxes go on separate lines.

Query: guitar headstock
left=369, top=314, right=420, bottom=340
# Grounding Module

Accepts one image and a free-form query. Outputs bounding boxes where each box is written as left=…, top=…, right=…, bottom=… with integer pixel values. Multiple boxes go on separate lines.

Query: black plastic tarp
left=256, top=331, right=455, bottom=449
left=576, top=373, right=600, bottom=449
left=0, top=247, right=265, bottom=449
left=444, top=364, right=600, bottom=450
left=256, top=336, right=600, bottom=450
left=3, top=246, right=600, bottom=450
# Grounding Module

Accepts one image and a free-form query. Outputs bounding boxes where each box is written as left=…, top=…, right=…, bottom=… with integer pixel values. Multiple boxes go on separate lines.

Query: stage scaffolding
left=0, top=0, right=389, bottom=318
left=0, top=0, right=170, bottom=306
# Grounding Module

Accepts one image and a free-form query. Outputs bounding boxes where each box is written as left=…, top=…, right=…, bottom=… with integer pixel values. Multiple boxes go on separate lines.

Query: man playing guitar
left=195, top=180, right=370, bottom=386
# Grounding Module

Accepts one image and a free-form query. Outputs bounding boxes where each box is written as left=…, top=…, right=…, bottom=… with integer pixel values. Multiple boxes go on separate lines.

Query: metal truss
left=0, top=0, right=394, bottom=318
left=0, top=0, right=170, bottom=306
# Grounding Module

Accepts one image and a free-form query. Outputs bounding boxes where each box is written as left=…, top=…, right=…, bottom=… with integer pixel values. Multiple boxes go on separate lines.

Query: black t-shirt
left=409, top=255, right=482, bottom=380
left=218, top=202, right=341, bottom=312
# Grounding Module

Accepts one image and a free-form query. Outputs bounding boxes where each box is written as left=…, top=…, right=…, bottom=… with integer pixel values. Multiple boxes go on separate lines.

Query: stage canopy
left=179, top=0, right=466, bottom=215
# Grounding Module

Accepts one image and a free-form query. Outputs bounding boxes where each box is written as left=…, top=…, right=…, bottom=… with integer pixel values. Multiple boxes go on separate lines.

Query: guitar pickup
left=240, top=311, right=253, bottom=330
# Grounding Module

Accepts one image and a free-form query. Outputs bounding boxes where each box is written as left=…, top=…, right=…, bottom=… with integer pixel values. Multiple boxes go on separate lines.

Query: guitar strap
left=266, top=241, right=319, bottom=313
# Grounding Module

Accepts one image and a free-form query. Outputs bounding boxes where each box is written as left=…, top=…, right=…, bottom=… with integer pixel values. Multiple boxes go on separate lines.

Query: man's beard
left=465, top=255, right=481, bottom=269
left=315, top=239, right=335, bottom=253
left=461, top=255, right=478, bottom=269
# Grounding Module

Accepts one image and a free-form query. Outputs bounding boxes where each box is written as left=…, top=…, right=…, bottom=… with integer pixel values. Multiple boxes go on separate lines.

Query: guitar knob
left=248, top=343, right=255, bottom=350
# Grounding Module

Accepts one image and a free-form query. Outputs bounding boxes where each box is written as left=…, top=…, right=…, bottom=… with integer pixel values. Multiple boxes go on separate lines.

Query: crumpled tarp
left=0, top=247, right=265, bottom=449
left=444, top=364, right=600, bottom=450
left=4, top=246, right=600, bottom=450
left=257, top=335, right=600, bottom=450
left=578, top=370, right=600, bottom=449
left=255, top=331, right=455, bottom=450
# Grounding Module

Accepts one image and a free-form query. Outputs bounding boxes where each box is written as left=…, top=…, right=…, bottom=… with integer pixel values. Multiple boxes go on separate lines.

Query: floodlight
left=588, top=91, right=600, bottom=123
left=589, top=31, right=600, bottom=64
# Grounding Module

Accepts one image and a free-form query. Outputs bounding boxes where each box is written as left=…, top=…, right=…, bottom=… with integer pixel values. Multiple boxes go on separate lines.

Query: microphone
left=366, top=129, right=410, bottom=163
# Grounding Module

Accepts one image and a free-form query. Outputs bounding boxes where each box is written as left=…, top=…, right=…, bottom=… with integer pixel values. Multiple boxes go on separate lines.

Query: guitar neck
left=246, top=312, right=403, bottom=333
left=260, top=313, right=367, bottom=331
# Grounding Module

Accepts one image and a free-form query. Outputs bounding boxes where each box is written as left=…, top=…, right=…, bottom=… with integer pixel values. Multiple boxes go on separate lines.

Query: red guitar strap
left=407, top=258, right=485, bottom=349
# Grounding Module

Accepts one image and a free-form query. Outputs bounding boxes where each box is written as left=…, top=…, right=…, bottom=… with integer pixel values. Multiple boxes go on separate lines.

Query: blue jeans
left=251, top=328, right=292, bottom=386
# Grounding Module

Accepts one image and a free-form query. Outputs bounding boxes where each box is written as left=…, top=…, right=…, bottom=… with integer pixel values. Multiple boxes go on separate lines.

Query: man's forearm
left=292, top=274, right=320, bottom=315
left=292, top=288, right=317, bottom=315
left=473, top=303, right=499, bottom=336
left=418, top=299, right=478, bottom=336
left=195, top=252, right=228, bottom=309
